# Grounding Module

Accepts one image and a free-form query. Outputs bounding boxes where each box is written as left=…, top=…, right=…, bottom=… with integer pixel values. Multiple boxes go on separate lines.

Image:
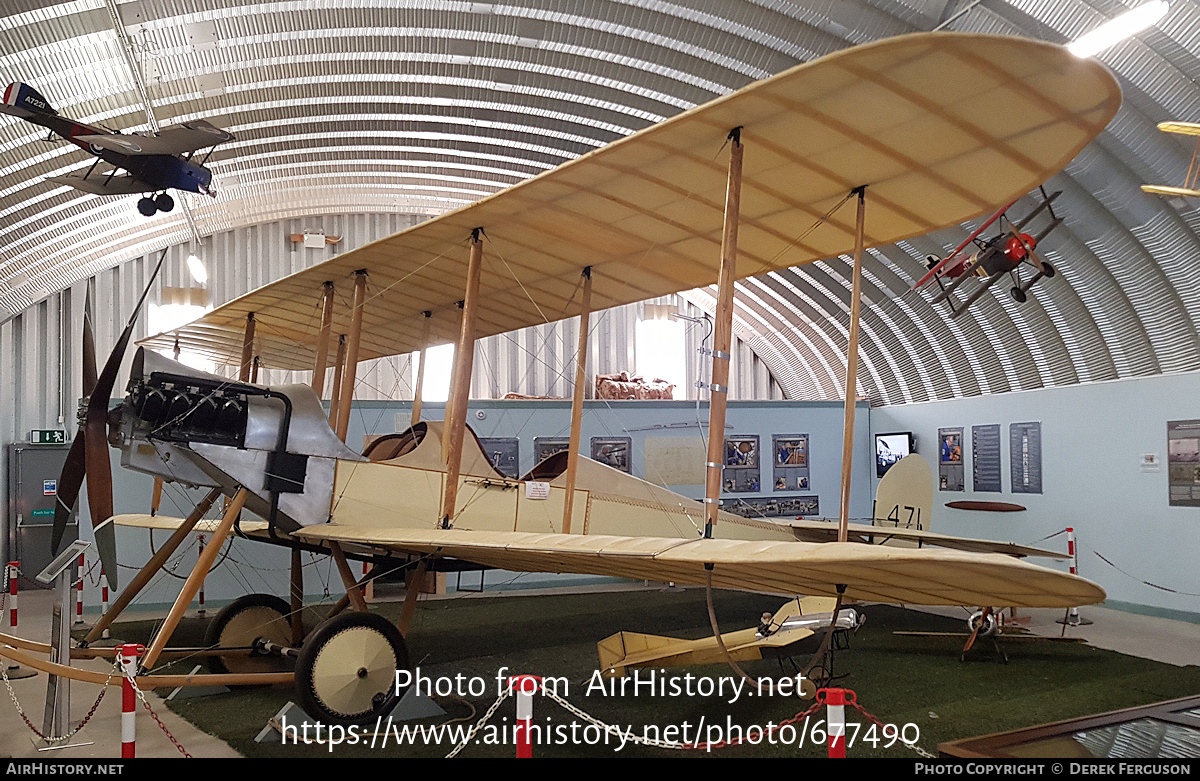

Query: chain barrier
left=445, top=687, right=511, bottom=757
left=1, top=656, right=115, bottom=743
left=120, top=663, right=192, bottom=758
left=847, top=697, right=937, bottom=758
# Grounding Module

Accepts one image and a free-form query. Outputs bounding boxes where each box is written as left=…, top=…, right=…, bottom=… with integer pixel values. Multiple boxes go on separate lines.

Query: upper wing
left=77, top=119, right=234, bottom=156
left=785, top=518, right=1064, bottom=558
left=138, top=32, right=1120, bottom=371
left=46, top=173, right=154, bottom=195
left=292, top=525, right=1105, bottom=608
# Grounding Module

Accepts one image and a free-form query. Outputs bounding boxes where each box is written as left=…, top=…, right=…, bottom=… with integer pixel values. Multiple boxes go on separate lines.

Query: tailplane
left=1, top=82, right=58, bottom=119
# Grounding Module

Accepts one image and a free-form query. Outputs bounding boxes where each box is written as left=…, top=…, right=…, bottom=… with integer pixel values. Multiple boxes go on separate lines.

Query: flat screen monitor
left=875, top=432, right=914, bottom=477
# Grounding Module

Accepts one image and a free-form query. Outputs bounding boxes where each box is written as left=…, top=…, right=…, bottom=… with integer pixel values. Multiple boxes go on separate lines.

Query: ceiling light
left=1068, top=1, right=1168, bottom=58
left=187, top=253, right=208, bottom=285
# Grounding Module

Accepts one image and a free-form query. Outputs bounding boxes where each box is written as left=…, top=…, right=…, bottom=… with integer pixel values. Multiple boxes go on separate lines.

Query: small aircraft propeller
left=51, top=249, right=170, bottom=590
left=52, top=298, right=96, bottom=556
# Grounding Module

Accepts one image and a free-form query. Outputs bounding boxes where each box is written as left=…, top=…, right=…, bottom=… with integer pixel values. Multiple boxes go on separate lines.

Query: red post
left=508, top=675, right=542, bottom=758
left=822, top=688, right=848, bottom=758
left=119, top=644, right=145, bottom=758
left=1066, top=527, right=1081, bottom=625
left=7, top=561, right=17, bottom=629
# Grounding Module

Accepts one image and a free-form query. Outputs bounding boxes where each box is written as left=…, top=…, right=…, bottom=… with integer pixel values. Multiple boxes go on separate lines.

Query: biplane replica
left=0, top=32, right=1120, bottom=730
left=0, top=81, right=233, bottom=216
left=895, top=606, right=1087, bottom=664
left=913, top=186, right=1066, bottom=318
left=1141, top=121, right=1200, bottom=199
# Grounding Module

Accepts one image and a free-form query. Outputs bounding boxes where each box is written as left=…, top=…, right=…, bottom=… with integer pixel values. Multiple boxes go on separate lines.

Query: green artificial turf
left=99, top=588, right=1200, bottom=758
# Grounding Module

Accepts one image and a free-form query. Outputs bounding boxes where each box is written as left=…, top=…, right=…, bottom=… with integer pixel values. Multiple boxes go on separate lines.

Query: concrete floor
left=2, top=586, right=1197, bottom=759
left=0, top=587, right=239, bottom=759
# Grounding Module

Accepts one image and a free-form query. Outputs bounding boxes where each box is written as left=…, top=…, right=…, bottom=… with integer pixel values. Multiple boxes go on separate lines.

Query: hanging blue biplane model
left=0, top=82, right=233, bottom=216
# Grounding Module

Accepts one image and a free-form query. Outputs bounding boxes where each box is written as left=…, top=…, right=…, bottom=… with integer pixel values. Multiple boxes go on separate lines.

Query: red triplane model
left=913, top=187, right=1065, bottom=318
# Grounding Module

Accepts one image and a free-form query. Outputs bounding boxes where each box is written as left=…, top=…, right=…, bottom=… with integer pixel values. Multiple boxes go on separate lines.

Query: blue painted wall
left=870, top=370, right=1200, bottom=619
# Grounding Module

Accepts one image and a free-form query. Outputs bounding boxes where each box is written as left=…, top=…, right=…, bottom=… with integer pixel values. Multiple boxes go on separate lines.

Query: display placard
left=722, top=435, right=760, bottom=493
left=591, top=437, right=632, bottom=473
left=478, top=437, right=520, bottom=478
left=1167, top=420, right=1200, bottom=507
left=938, top=427, right=964, bottom=491
left=772, top=434, right=810, bottom=491
left=971, top=424, right=1002, bottom=493
left=721, top=495, right=819, bottom=518
left=533, top=437, right=570, bottom=465
left=1009, top=422, right=1043, bottom=494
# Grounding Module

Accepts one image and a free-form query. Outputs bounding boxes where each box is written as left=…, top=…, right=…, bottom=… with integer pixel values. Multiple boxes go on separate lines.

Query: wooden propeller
left=52, top=249, right=169, bottom=589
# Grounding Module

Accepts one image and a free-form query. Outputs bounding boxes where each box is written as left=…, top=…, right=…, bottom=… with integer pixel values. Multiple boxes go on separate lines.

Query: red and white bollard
left=821, top=688, right=850, bottom=758
left=508, top=675, right=542, bottom=758
left=7, top=561, right=17, bottom=629
left=196, top=534, right=206, bottom=615
left=119, top=644, right=145, bottom=759
left=75, top=553, right=85, bottom=625
left=1063, top=527, right=1089, bottom=626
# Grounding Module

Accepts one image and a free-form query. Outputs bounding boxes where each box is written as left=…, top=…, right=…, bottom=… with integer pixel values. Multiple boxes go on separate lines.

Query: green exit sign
left=30, top=429, right=66, bottom=445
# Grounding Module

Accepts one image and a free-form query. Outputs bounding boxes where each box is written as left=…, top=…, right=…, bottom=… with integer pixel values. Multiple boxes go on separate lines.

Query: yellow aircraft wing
left=1140, top=184, right=1200, bottom=198
left=112, top=513, right=270, bottom=534
left=291, top=525, right=1105, bottom=608
left=139, top=32, right=1119, bottom=371
left=1157, top=121, right=1200, bottom=136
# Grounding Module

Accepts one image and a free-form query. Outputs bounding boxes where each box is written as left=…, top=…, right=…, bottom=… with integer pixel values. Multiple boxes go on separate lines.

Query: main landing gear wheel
left=137, top=197, right=156, bottom=216
left=204, top=593, right=295, bottom=675
left=1010, top=287, right=1028, bottom=303
left=155, top=192, right=174, bottom=212
left=295, top=612, right=409, bottom=727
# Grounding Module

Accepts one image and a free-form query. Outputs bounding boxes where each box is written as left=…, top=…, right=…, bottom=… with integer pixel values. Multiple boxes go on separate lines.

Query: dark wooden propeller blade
left=82, top=299, right=97, bottom=397
left=82, top=248, right=169, bottom=590
left=52, top=298, right=100, bottom=557
left=51, top=430, right=87, bottom=555
left=83, top=322, right=136, bottom=590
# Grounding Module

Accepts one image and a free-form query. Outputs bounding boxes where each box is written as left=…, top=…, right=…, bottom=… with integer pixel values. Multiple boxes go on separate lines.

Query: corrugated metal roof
left=2, top=0, right=1199, bottom=404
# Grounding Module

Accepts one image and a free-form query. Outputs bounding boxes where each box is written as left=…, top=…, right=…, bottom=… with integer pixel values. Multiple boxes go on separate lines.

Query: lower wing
left=293, top=525, right=1104, bottom=608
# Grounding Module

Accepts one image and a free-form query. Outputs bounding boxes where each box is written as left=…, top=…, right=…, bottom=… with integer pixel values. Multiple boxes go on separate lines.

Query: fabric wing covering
left=140, top=32, right=1120, bottom=371
left=292, top=526, right=1106, bottom=608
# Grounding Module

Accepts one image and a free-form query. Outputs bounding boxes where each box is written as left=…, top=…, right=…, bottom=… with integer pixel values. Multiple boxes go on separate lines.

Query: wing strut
left=410, top=310, right=433, bottom=426
left=311, top=282, right=335, bottom=396
left=335, top=271, right=369, bottom=442
left=143, top=488, right=249, bottom=670
left=82, top=488, right=221, bottom=646
left=328, top=335, right=346, bottom=433
left=703, top=128, right=744, bottom=539
left=562, top=266, right=593, bottom=534
left=838, top=187, right=867, bottom=543
left=239, top=313, right=256, bottom=383
left=441, top=229, right=485, bottom=527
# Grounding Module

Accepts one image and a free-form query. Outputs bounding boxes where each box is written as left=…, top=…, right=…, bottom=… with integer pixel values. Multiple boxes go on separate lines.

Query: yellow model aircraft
left=9, top=31, right=1120, bottom=728
left=597, top=595, right=858, bottom=684
left=1141, top=121, right=1200, bottom=198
